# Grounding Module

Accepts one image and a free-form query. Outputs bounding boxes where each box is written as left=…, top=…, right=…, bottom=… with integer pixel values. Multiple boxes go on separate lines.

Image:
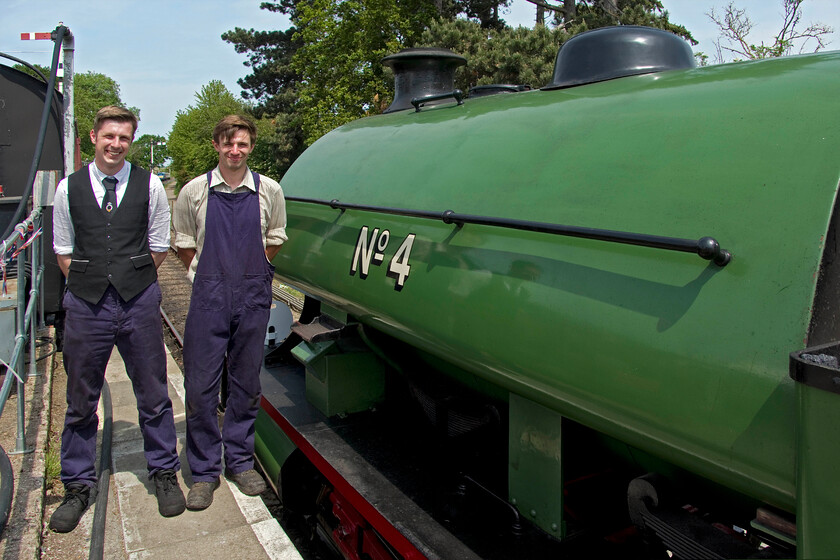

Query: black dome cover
left=543, top=25, right=695, bottom=90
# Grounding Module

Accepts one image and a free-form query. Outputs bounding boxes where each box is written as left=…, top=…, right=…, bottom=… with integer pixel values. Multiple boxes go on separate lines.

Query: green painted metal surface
left=795, top=383, right=840, bottom=558
left=272, top=52, right=840, bottom=516
left=509, top=393, right=565, bottom=538
left=254, top=408, right=297, bottom=492
left=292, top=340, right=386, bottom=417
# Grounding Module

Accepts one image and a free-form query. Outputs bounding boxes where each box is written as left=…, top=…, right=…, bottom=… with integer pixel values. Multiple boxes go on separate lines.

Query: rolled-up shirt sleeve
left=172, top=183, right=197, bottom=250
left=263, top=177, right=287, bottom=247
left=148, top=175, right=171, bottom=253
left=52, top=178, right=74, bottom=255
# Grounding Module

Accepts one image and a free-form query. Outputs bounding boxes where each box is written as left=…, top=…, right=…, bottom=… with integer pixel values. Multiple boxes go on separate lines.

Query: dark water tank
left=0, top=64, right=64, bottom=221
left=0, top=63, right=66, bottom=317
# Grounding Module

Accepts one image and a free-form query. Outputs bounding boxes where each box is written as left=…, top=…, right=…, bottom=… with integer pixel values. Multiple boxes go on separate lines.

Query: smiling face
left=90, top=119, right=134, bottom=176
left=213, top=128, right=253, bottom=173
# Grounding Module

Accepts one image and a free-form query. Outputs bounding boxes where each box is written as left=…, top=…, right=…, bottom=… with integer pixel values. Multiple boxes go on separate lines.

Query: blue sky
left=1, top=0, right=837, bottom=138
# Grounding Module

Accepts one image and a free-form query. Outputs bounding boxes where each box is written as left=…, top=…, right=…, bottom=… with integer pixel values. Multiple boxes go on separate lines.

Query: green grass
left=45, top=444, right=61, bottom=486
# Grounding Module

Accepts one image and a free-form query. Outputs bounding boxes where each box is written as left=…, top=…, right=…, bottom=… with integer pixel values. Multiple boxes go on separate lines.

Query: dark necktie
left=102, top=176, right=117, bottom=215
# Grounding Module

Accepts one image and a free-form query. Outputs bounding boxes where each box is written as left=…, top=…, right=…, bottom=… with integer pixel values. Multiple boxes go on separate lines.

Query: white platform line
left=252, top=518, right=305, bottom=560
left=113, top=471, right=145, bottom=554
left=166, top=352, right=187, bottom=405
left=164, top=345, right=302, bottom=560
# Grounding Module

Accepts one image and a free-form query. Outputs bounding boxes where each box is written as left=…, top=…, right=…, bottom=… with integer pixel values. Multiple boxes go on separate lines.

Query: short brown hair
left=92, top=105, right=138, bottom=135
left=212, top=115, right=257, bottom=145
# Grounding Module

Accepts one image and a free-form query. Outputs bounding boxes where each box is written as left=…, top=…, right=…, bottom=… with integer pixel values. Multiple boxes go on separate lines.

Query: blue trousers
left=60, top=283, right=180, bottom=486
left=183, top=299, right=269, bottom=481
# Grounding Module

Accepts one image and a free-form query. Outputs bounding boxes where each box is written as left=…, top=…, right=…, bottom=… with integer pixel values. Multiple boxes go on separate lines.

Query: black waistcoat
left=66, top=165, right=157, bottom=304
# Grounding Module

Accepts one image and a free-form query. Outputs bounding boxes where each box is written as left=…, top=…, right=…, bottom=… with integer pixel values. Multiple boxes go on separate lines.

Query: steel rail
left=272, top=284, right=304, bottom=314
left=159, top=307, right=184, bottom=348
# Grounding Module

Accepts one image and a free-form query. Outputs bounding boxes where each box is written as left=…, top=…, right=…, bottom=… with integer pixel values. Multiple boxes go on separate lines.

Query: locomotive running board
left=258, top=359, right=483, bottom=560
left=290, top=315, right=345, bottom=343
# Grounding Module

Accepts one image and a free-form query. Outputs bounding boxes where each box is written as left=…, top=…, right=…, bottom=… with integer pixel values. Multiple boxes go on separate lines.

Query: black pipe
left=0, top=444, right=14, bottom=537
left=0, top=52, right=49, bottom=83
left=88, top=380, right=112, bottom=560
left=1, top=25, right=68, bottom=241
left=286, top=197, right=732, bottom=266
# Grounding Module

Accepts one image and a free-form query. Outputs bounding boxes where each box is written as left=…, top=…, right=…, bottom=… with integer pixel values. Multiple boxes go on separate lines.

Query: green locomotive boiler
left=257, top=26, right=840, bottom=559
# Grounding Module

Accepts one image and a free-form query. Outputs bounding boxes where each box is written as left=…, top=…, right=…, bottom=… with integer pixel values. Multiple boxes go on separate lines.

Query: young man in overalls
left=173, top=115, right=287, bottom=509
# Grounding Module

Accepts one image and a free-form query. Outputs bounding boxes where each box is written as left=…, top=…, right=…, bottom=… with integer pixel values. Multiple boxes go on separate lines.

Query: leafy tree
left=419, top=18, right=563, bottom=90
left=456, top=0, right=513, bottom=29
left=291, top=0, right=439, bottom=144
left=563, top=1, right=693, bottom=42
left=420, top=0, right=695, bottom=91
left=247, top=112, right=306, bottom=179
left=167, top=80, right=249, bottom=188
left=13, top=66, right=139, bottom=162
left=517, top=0, right=694, bottom=43
left=222, top=5, right=306, bottom=180
left=75, top=72, right=140, bottom=162
left=224, top=0, right=695, bottom=157
left=222, top=26, right=301, bottom=119
left=12, top=62, right=51, bottom=82
left=127, top=134, right=168, bottom=171
left=707, top=0, right=833, bottom=63
left=222, top=0, right=515, bottom=155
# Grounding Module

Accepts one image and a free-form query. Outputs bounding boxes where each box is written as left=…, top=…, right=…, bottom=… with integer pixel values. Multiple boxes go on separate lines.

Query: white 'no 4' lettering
left=351, top=226, right=416, bottom=291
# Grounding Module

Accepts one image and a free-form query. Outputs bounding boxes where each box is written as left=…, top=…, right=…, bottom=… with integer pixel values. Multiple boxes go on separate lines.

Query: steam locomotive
left=257, top=26, right=840, bottom=559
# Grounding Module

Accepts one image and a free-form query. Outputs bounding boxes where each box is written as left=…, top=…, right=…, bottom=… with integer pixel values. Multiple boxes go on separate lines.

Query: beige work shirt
left=173, top=166, right=287, bottom=282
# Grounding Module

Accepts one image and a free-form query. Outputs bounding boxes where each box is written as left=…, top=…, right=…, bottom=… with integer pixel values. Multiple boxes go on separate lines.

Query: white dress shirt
left=52, top=162, right=171, bottom=255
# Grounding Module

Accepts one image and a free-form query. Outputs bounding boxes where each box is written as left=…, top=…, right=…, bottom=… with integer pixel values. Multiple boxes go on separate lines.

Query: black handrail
left=285, top=197, right=732, bottom=266
left=411, top=89, right=464, bottom=111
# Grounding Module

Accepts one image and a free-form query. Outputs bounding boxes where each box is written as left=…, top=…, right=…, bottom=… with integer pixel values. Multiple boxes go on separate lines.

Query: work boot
left=49, top=483, right=91, bottom=533
left=186, top=478, right=220, bottom=511
left=153, top=469, right=186, bottom=517
left=224, top=468, right=266, bottom=496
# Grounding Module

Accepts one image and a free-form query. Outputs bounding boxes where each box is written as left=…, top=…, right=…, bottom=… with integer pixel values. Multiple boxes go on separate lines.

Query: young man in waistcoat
left=173, top=115, right=286, bottom=510
left=50, top=106, right=185, bottom=532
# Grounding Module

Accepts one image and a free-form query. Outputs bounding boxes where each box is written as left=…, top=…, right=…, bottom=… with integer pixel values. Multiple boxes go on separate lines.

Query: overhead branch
left=707, top=0, right=833, bottom=62
left=523, top=0, right=565, bottom=13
